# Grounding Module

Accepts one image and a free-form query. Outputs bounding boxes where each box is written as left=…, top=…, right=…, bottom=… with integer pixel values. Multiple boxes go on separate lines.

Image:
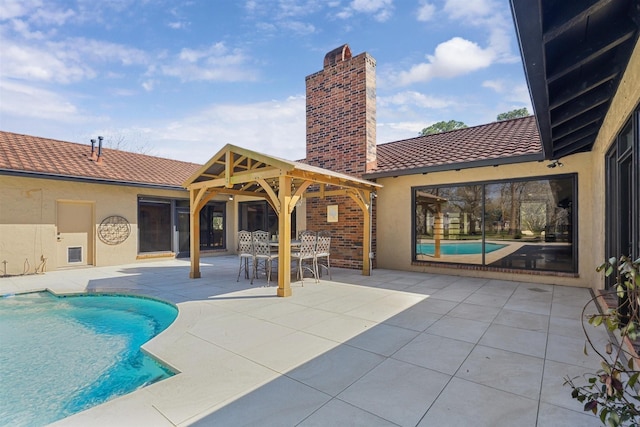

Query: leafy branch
left=564, top=256, right=640, bottom=426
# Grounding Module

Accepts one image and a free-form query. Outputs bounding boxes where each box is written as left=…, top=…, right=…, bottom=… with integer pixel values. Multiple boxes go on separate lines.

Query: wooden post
left=189, top=188, right=201, bottom=279
left=277, top=175, right=292, bottom=297
left=434, top=203, right=443, bottom=258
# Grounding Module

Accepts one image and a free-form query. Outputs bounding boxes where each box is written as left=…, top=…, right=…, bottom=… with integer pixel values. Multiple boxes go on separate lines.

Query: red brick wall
left=305, top=46, right=377, bottom=269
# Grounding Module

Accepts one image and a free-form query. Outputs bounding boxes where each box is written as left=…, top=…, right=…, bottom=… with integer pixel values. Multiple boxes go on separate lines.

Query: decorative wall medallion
left=98, top=215, right=131, bottom=245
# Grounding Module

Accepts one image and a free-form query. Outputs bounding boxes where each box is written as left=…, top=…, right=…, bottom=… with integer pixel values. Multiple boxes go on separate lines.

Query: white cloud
left=0, top=79, right=86, bottom=122
left=0, top=0, right=42, bottom=20
left=149, top=96, right=307, bottom=162
left=162, top=42, right=257, bottom=82
left=416, top=2, right=436, bottom=22
left=338, top=0, right=394, bottom=22
left=0, top=42, right=95, bottom=83
left=379, top=91, right=456, bottom=110
left=393, top=37, right=495, bottom=86
left=443, top=0, right=494, bottom=20
left=483, top=79, right=531, bottom=103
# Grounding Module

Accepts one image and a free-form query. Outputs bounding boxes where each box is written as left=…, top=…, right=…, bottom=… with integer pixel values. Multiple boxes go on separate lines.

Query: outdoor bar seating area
left=236, top=230, right=331, bottom=286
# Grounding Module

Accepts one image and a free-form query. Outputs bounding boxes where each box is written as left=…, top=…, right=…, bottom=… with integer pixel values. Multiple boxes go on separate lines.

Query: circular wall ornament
left=98, top=215, right=131, bottom=245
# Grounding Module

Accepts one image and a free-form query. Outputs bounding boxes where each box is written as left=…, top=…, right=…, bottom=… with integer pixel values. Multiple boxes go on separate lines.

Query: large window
left=139, top=199, right=172, bottom=253
left=606, top=110, right=640, bottom=287
left=413, top=175, right=576, bottom=273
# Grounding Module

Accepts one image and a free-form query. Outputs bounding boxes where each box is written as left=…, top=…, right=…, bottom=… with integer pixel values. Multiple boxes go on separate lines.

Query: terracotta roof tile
left=370, top=116, right=542, bottom=176
left=0, top=131, right=201, bottom=188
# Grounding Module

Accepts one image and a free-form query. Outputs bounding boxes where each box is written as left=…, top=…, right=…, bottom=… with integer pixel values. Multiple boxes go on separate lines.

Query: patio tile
left=241, top=331, right=338, bottom=373
left=346, top=323, right=419, bottom=356
left=392, top=332, right=474, bottom=375
left=426, top=315, right=491, bottom=344
left=537, top=402, right=602, bottom=427
left=338, top=358, right=450, bottom=427
left=503, top=297, right=552, bottom=315
left=298, top=399, right=397, bottom=426
left=479, top=323, right=548, bottom=358
left=492, top=308, right=549, bottom=333
left=446, top=302, right=501, bottom=323
left=381, top=304, right=443, bottom=332
left=409, top=297, right=458, bottom=315
left=551, top=301, right=589, bottom=320
left=546, top=333, right=606, bottom=369
left=345, top=292, right=425, bottom=322
left=419, top=377, right=538, bottom=427
left=269, top=305, right=339, bottom=330
left=189, top=375, right=331, bottom=426
left=456, top=345, right=544, bottom=399
left=540, top=359, right=597, bottom=412
left=147, top=355, right=279, bottom=425
left=430, top=286, right=477, bottom=302
left=475, top=279, right=519, bottom=296
left=303, top=313, right=378, bottom=343
left=287, top=344, right=385, bottom=396
left=463, top=291, right=511, bottom=308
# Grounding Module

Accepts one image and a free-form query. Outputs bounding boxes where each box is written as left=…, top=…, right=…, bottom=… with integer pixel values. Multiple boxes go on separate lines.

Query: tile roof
left=368, top=115, right=543, bottom=177
left=0, top=131, right=201, bottom=188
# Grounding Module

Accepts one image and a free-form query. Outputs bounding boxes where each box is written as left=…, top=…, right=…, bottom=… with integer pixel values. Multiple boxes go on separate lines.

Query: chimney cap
left=324, top=44, right=351, bottom=68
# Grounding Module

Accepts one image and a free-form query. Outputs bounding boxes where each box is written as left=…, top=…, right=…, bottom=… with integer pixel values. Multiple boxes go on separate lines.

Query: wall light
left=547, top=159, right=564, bottom=168
left=228, top=195, right=234, bottom=201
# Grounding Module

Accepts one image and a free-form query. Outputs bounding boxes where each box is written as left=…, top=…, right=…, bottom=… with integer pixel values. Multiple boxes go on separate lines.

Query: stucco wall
left=0, top=175, right=188, bottom=276
left=585, top=36, right=640, bottom=290
left=375, top=153, right=594, bottom=288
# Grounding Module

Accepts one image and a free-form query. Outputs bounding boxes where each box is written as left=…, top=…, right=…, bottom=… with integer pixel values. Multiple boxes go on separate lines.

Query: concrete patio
left=0, top=256, right=606, bottom=426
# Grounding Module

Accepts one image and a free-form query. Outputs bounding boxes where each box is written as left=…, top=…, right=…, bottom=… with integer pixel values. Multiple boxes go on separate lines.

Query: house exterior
left=1, top=0, right=637, bottom=293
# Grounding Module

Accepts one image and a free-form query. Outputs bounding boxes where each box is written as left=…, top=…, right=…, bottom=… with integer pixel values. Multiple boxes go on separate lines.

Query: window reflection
left=414, top=176, right=575, bottom=273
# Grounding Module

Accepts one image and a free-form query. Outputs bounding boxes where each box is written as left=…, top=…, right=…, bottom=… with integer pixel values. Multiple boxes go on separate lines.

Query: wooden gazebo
left=183, top=144, right=382, bottom=297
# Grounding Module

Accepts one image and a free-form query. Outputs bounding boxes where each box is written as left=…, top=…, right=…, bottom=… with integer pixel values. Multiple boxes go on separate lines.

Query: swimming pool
left=417, top=241, right=507, bottom=255
left=0, top=292, right=178, bottom=426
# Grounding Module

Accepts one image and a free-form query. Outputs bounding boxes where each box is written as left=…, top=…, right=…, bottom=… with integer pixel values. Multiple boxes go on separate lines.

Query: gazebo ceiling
left=511, top=0, right=640, bottom=160
left=183, top=143, right=381, bottom=201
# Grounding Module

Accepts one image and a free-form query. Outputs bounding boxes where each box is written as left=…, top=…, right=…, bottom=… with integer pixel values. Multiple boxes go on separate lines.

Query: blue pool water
left=417, top=241, right=507, bottom=255
left=0, top=292, right=178, bottom=426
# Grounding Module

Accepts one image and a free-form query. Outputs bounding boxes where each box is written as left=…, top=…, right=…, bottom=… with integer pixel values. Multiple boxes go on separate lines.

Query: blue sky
left=0, top=0, right=532, bottom=163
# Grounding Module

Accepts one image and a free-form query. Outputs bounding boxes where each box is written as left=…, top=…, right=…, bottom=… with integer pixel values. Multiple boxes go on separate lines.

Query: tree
left=420, top=120, right=467, bottom=136
left=496, top=108, right=530, bottom=121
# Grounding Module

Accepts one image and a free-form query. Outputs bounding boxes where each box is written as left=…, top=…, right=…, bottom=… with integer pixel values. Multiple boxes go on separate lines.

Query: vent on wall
left=68, top=247, right=82, bottom=263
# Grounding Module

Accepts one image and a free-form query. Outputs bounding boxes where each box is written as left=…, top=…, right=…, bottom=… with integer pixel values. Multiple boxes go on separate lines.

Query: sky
left=0, top=0, right=532, bottom=164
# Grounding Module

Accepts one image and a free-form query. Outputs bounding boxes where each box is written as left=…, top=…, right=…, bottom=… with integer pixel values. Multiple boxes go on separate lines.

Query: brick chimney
left=305, top=44, right=377, bottom=175
left=304, top=44, right=377, bottom=269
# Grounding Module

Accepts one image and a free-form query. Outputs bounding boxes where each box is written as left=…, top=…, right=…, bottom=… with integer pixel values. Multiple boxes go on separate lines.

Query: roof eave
left=0, top=169, right=186, bottom=191
left=510, top=0, right=554, bottom=159
left=364, top=152, right=544, bottom=179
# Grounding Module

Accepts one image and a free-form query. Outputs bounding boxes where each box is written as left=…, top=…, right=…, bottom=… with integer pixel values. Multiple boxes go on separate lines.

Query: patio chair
left=297, top=229, right=316, bottom=238
left=315, top=234, right=332, bottom=280
left=252, top=230, right=278, bottom=286
left=237, top=230, right=253, bottom=282
left=292, top=232, right=318, bottom=285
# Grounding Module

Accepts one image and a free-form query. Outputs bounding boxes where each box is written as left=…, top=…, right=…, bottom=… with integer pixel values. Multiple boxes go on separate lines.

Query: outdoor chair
left=315, top=234, right=332, bottom=280
left=292, top=232, right=318, bottom=285
left=237, top=230, right=253, bottom=282
left=297, top=230, right=316, bottom=239
left=252, top=230, right=278, bottom=286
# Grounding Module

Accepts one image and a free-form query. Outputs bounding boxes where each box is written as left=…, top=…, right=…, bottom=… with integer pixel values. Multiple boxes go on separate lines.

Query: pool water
left=417, top=241, right=507, bottom=255
left=0, top=292, right=178, bottom=426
